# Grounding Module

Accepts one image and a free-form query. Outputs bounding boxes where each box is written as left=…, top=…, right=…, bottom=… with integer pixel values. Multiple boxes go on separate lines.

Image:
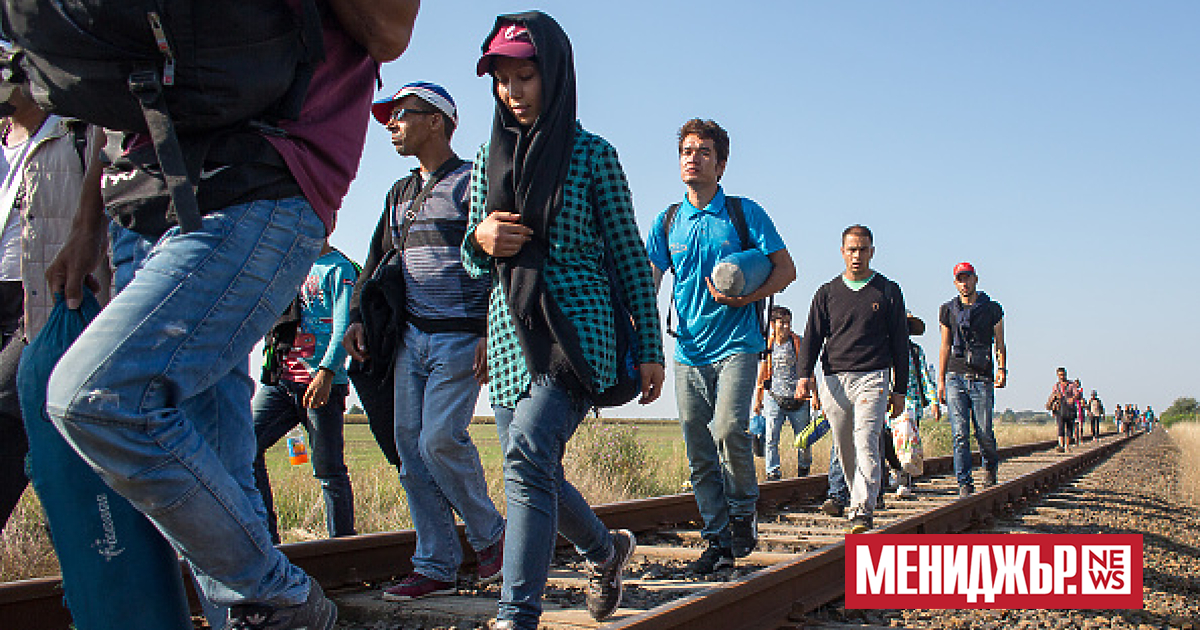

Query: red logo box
left=845, top=534, right=1143, bottom=609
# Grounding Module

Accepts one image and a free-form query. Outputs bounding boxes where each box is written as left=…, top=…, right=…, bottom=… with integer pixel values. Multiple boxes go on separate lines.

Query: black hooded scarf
left=482, top=11, right=596, bottom=395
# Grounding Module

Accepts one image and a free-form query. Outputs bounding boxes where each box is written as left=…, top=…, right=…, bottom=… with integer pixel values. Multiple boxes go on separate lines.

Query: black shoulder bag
left=358, top=160, right=462, bottom=380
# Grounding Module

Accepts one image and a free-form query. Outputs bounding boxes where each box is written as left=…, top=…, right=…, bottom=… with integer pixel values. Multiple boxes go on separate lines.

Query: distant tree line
left=1162, top=397, right=1199, bottom=426
left=999, top=409, right=1054, bottom=424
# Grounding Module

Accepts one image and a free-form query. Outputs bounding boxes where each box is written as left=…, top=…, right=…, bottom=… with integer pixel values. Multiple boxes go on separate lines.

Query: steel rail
left=0, top=433, right=1125, bottom=630
left=603, top=432, right=1136, bottom=630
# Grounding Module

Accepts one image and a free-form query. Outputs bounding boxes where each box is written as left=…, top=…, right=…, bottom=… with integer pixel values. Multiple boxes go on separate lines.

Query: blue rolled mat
left=711, top=249, right=772, bottom=297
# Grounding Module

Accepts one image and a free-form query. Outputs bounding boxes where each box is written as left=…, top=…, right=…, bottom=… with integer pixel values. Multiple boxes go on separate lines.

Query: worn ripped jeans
left=46, top=198, right=323, bottom=607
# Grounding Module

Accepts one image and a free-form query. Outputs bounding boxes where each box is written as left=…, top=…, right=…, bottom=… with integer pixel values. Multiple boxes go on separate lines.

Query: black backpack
left=1, top=0, right=324, bottom=234
left=585, top=139, right=641, bottom=409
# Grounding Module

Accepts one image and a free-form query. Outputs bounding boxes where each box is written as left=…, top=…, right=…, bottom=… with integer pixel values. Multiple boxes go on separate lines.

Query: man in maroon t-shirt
left=44, top=2, right=419, bottom=628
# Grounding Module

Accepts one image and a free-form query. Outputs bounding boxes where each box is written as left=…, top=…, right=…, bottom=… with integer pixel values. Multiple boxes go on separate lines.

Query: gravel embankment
left=806, top=429, right=1200, bottom=629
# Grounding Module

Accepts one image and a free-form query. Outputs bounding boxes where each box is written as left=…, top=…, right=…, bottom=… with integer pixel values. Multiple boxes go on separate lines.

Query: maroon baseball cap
left=953, top=262, right=976, bottom=277
left=476, top=23, right=536, bottom=76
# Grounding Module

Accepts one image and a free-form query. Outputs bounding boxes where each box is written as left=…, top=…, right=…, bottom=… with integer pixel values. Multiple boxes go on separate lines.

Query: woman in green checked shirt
left=461, top=10, right=665, bottom=630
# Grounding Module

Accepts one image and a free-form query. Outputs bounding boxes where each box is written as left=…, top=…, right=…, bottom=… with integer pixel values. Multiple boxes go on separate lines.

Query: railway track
left=0, top=431, right=1136, bottom=630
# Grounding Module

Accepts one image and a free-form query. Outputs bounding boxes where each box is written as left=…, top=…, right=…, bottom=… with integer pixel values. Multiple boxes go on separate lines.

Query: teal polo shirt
left=646, top=187, right=786, bottom=366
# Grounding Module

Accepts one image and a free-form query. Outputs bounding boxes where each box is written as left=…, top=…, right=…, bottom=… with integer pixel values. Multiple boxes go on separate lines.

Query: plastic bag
left=748, top=413, right=766, bottom=437
left=19, top=291, right=192, bottom=630
left=794, top=411, right=830, bottom=450
left=892, top=411, right=924, bottom=476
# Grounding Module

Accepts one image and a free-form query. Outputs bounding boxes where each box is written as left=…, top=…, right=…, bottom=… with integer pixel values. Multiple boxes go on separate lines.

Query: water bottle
left=286, top=428, right=309, bottom=465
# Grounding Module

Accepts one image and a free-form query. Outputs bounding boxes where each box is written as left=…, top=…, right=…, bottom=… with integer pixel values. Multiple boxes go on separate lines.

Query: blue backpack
left=19, top=292, right=191, bottom=630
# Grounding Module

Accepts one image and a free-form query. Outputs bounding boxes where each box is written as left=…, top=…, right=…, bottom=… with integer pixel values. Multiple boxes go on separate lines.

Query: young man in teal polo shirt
left=646, top=118, right=796, bottom=573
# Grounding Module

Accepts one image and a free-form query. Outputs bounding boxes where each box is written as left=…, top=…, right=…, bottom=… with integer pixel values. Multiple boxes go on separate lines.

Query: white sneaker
left=895, top=485, right=915, bottom=500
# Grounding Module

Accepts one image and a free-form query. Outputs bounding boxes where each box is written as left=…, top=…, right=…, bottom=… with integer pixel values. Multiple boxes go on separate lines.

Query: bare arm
left=937, top=323, right=952, bottom=405
left=327, top=0, right=420, bottom=62
left=46, top=127, right=106, bottom=309
left=992, top=318, right=1007, bottom=388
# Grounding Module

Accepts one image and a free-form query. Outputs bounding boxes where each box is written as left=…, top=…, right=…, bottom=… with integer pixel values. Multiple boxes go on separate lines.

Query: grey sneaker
left=729, top=513, right=758, bottom=558
left=821, top=497, right=845, bottom=517
left=844, top=515, right=872, bottom=534
left=225, top=580, right=336, bottom=630
left=585, top=529, right=635, bottom=621
left=958, top=484, right=974, bottom=498
left=688, top=539, right=734, bottom=574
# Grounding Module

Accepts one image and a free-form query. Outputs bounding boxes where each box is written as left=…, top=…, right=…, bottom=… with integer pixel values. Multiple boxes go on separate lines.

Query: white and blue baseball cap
left=371, top=81, right=457, bottom=126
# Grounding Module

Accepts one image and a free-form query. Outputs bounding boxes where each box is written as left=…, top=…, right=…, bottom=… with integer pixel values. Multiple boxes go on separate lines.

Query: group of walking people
left=0, top=6, right=1023, bottom=630
left=1045, top=369, right=1151, bottom=451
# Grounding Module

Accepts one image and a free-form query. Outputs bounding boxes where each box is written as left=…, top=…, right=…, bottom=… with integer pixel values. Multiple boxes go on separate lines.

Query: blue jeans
left=763, top=395, right=812, bottom=476
left=493, top=378, right=611, bottom=629
left=945, top=372, right=999, bottom=489
left=47, top=198, right=324, bottom=607
left=252, top=379, right=355, bottom=543
left=393, top=324, right=503, bottom=583
left=674, top=352, right=760, bottom=545
left=826, top=441, right=850, bottom=504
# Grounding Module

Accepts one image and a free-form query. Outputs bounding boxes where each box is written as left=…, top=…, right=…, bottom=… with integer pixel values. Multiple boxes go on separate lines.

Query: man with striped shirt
left=345, top=82, right=504, bottom=600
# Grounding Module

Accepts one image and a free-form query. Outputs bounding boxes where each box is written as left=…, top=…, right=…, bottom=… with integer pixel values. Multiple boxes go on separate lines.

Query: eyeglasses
left=389, top=108, right=440, bottom=122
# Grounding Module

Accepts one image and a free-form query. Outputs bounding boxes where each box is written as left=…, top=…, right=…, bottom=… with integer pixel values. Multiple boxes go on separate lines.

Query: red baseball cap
left=476, top=23, right=536, bottom=76
left=953, top=262, right=976, bottom=277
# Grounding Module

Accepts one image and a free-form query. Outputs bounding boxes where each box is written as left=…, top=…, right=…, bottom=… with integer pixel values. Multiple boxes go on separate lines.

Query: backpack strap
left=66, top=120, right=89, bottom=170
left=662, top=202, right=680, bottom=336
left=726, top=196, right=772, bottom=347
left=391, top=157, right=466, bottom=255
left=661, top=202, right=681, bottom=273
left=128, top=69, right=206, bottom=233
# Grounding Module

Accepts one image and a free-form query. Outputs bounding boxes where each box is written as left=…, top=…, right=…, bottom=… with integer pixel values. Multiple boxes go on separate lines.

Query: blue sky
left=323, top=2, right=1199, bottom=418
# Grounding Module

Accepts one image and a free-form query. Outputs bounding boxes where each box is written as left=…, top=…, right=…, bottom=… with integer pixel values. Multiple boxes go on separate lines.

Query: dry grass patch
left=0, top=417, right=1060, bottom=583
left=1169, top=421, right=1200, bottom=505
left=0, top=491, right=59, bottom=581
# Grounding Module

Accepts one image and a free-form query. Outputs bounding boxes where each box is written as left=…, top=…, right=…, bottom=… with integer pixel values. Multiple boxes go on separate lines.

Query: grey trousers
left=819, top=369, right=890, bottom=519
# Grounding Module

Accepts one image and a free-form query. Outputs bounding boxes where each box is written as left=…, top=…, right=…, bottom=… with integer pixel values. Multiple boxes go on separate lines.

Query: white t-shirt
left=0, top=116, right=59, bottom=281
